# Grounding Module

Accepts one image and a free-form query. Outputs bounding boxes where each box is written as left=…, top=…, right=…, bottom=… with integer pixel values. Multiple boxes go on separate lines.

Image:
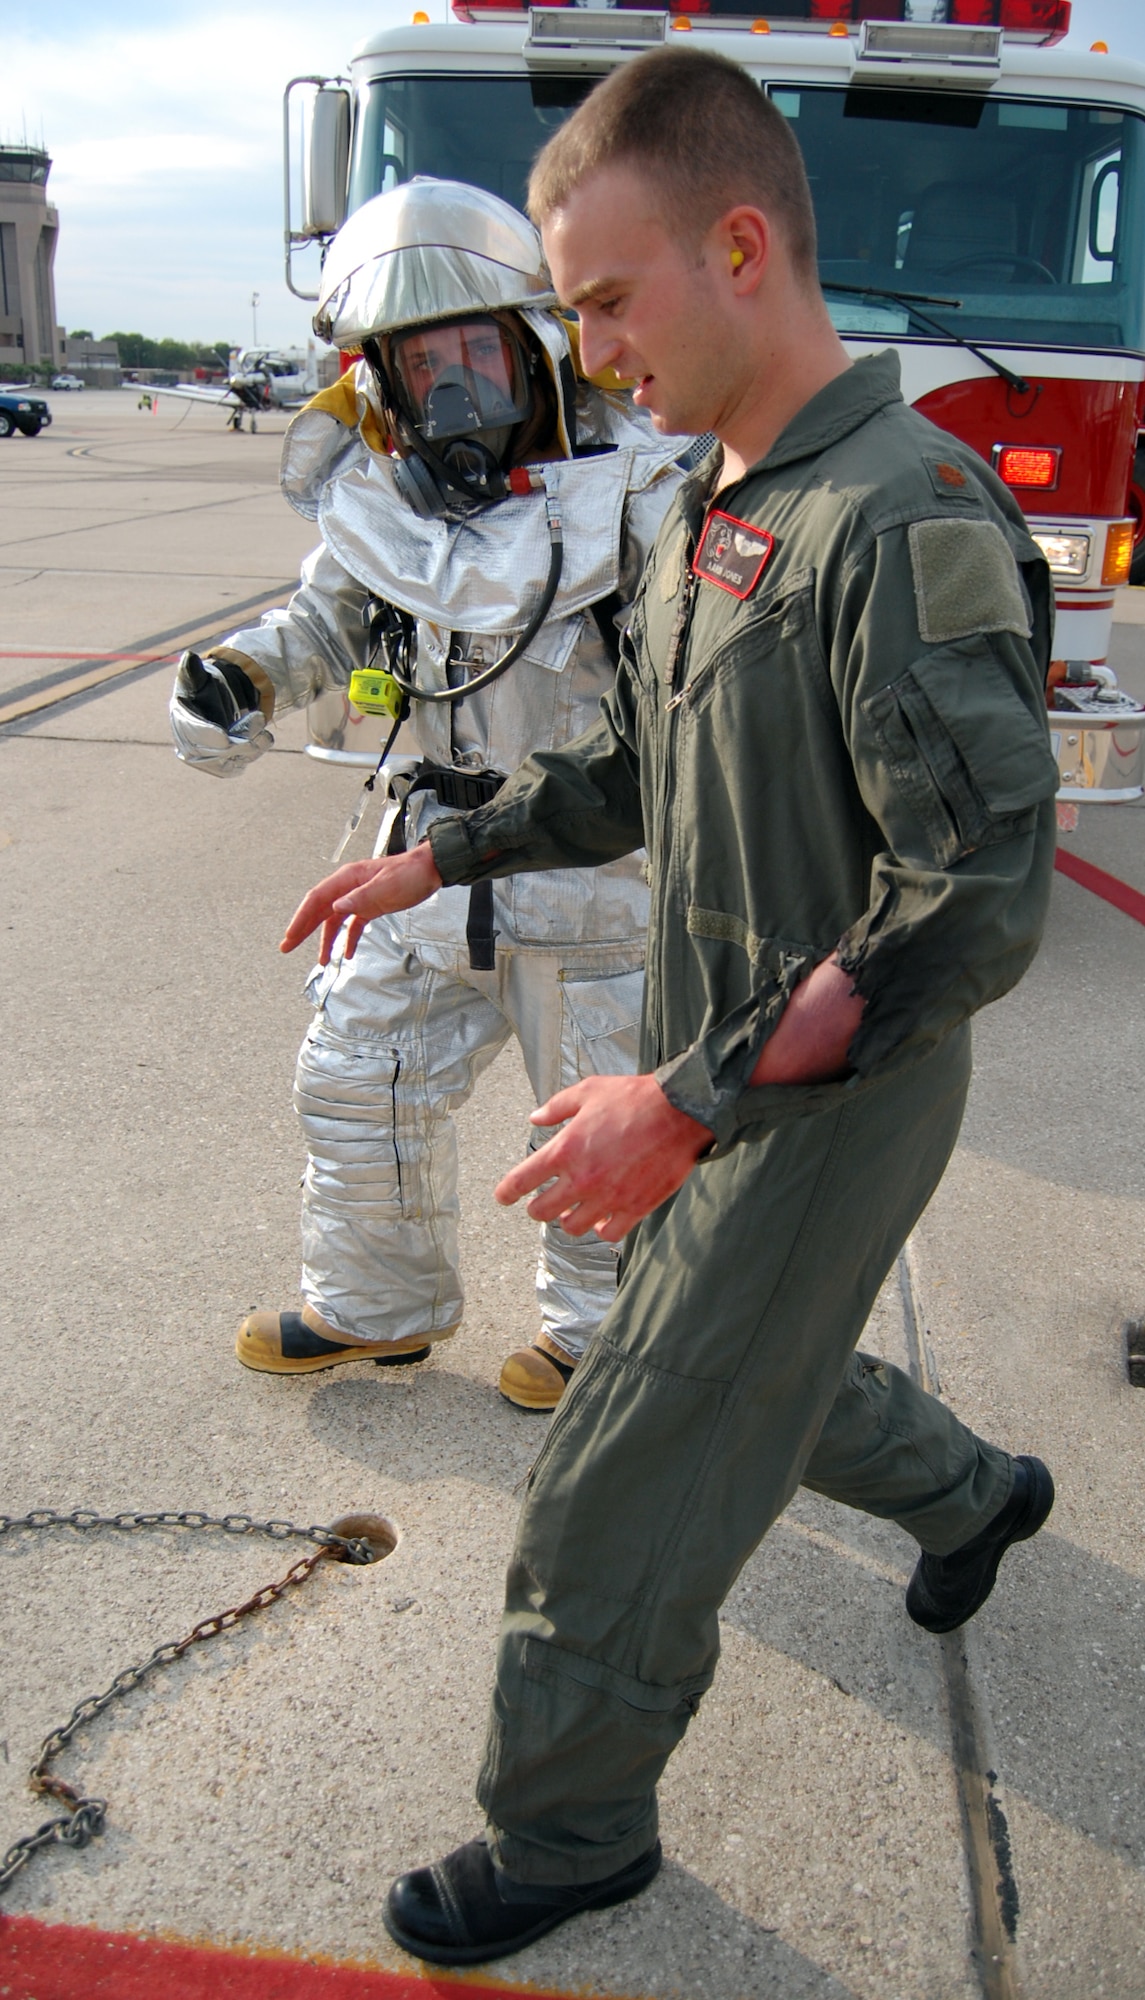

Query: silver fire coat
left=198, top=366, right=681, bottom=1356
left=223, top=359, right=681, bottom=955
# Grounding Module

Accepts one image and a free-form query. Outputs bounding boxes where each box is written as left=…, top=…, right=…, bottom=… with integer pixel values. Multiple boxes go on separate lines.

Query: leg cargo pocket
left=479, top=1633, right=711, bottom=1883
left=294, top=1029, right=408, bottom=1220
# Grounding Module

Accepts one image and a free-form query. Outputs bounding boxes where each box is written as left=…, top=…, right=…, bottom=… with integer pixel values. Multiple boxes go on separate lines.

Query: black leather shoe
left=383, top=1834, right=661, bottom=1966
left=906, top=1454, right=1054, bottom=1634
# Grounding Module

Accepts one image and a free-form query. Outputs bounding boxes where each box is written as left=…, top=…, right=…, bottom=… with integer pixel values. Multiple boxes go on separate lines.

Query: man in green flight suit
left=282, top=47, right=1060, bottom=1966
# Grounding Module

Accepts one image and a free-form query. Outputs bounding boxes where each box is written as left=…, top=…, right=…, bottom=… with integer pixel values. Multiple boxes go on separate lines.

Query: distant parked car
left=51, top=373, right=84, bottom=391
left=0, top=391, right=51, bottom=437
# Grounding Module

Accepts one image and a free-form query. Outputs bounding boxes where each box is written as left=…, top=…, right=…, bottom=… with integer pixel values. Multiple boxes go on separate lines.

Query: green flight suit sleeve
left=658, top=516, right=1058, bottom=1149
left=426, top=661, right=646, bottom=885
left=829, top=518, right=1059, bottom=1073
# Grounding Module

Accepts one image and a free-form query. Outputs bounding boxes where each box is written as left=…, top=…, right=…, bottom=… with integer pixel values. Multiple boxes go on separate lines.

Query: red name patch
left=692, top=510, right=775, bottom=599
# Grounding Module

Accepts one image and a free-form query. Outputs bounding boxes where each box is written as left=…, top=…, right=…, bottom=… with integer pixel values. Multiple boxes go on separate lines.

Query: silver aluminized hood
left=278, top=369, right=682, bottom=637
left=314, top=178, right=558, bottom=349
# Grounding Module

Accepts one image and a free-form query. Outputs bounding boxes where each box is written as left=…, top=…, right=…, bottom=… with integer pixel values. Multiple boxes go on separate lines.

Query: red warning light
left=950, top=0, right=1071, bottom=39
left=993, top=444, right=1061, bottom=489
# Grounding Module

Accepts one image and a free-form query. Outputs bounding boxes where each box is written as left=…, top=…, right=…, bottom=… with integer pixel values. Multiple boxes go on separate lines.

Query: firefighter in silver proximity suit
left=168, top=178, right=681, bottom=1410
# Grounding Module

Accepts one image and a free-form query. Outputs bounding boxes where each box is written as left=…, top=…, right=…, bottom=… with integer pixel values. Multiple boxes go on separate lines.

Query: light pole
left=251, top=291, right=260, bottom=349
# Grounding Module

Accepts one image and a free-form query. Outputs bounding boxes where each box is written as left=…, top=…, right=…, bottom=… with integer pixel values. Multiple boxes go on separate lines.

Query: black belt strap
left=402, top=763, right=506, bottom=970
left=408, top=765, right=505, bottom=811
left=466, top=878, right=497, bottom=972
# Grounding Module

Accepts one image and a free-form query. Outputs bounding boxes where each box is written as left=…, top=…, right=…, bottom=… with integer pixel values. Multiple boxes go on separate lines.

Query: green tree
left=102, top=332, right=235, bottom=371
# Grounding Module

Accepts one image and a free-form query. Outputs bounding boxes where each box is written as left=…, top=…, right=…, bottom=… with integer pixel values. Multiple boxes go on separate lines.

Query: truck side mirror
left=303, top=87, right=351, bottom=239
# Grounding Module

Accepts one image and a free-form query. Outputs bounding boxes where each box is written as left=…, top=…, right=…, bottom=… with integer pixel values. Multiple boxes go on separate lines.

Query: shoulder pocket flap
left=864, top=649, right=1057, bottom=826
left=901, top=649, right=1057, bottom=814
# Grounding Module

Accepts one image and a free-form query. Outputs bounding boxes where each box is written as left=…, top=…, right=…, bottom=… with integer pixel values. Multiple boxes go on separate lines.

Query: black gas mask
left=364, top=315, right=537, bottom=519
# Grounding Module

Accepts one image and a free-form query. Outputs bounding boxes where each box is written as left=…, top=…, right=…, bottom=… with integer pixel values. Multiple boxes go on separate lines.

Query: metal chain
left=0, top=1509, right=377, bottom=1899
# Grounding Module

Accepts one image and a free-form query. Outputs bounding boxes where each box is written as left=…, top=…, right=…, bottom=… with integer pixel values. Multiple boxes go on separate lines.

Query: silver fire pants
left=294, top=902, right=644, bottom=1360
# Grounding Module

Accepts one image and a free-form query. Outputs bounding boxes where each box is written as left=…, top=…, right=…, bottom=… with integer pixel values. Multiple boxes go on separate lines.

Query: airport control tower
left=0, top=146, right=62, bottom=372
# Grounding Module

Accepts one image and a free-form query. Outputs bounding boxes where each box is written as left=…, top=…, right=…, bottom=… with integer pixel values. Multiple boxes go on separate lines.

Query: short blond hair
left=527, top=47, right=818, bottom=281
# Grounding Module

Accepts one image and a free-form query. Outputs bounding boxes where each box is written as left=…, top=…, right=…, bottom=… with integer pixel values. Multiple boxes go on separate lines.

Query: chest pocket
left=683, top=572, right=825, bottom=718
left=863, top=645, right=1058, bottom=866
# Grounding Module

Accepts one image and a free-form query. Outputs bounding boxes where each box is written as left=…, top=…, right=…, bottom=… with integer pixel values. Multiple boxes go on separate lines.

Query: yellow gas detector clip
left=348, top=667, right=405, bottom=723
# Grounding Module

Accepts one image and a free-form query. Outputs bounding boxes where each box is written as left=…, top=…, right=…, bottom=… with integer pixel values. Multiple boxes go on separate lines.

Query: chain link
left=0, top=1509, right=377, bottom=1899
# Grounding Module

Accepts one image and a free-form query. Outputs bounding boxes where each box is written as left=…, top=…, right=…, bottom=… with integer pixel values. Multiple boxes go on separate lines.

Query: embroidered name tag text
left=692, top=510, right=775, bottom=599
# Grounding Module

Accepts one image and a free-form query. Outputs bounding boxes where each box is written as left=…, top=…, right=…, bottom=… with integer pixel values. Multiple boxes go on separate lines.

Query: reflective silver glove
left=169, top=650, right=274, bottom=777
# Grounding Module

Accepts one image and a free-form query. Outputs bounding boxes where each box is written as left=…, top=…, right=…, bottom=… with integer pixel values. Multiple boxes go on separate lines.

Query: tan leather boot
left=236, top=1302, right=447, bottom=1374
left=498, top=1332, right=578, bottom=1411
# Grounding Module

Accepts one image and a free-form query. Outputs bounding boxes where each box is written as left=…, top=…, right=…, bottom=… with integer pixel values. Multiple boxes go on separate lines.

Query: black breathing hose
left=388, top=491, right=564, bottom=706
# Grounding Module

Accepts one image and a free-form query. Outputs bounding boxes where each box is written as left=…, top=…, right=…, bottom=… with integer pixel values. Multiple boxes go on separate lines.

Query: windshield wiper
left=822, top=281, right=1031, bottom=396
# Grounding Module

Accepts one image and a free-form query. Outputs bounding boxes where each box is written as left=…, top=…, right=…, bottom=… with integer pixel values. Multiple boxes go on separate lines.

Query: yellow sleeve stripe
left=300, top=366, right=391, bottom=456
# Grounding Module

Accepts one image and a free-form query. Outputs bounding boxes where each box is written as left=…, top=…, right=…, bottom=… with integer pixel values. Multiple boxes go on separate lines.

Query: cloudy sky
left=3, top=0, right=1144, bottom=353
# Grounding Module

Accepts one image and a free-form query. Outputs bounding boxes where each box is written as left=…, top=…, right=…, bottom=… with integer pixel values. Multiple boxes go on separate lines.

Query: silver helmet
left=313, top=177, right=557, bottom=349
left=314, top=178, right=571, bottom=517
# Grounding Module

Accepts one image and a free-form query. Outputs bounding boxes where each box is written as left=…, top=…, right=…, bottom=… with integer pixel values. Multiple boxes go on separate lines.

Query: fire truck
left=285, top=0, right=1145, bottom=799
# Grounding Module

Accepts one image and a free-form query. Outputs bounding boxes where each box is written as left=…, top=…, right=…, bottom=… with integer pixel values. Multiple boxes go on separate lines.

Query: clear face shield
left=379, top=314, right=536, bottom=516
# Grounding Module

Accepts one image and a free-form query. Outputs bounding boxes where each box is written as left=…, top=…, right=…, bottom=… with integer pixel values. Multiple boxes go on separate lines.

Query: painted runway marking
left=1055, top=846, right=1145, bottom=927
left=0, top=583, right=295, bottom=727
left=0, top=1913, right=598, bottom=2000
left=0, top=650, right=173, bottom=662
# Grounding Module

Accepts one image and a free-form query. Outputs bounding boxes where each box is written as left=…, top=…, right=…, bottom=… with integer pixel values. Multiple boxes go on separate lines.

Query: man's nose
left=576, top=313, right=624, bottom=382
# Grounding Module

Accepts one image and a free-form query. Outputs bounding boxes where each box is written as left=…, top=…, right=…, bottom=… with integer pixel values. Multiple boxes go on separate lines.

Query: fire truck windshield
left=783, top=86, right=1145, bottom=355
left=349, top=74, right=1145, bottom=355
left=348, top=74, right=595, bottom=216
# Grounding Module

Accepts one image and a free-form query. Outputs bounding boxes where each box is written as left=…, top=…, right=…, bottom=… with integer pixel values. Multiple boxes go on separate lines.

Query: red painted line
left=0, top=650, right=169, bottom=663
left=0, top=1914, right=590, bottom=2000
left=1055, top=846, right=1145, bottom=926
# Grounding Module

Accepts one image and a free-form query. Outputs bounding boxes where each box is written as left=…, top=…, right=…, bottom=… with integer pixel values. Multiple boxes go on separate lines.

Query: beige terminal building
left=0, top=144, right=63, bottom=373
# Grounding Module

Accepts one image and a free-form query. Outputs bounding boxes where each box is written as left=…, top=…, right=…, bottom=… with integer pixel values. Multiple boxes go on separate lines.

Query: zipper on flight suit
left=650, top=543, right=701, bottom=1066
left=662, top=568, right=697, bottom=707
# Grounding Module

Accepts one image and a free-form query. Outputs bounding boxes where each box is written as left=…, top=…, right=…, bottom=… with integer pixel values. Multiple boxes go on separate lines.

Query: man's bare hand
left=280, top=843, right=444, bottom=964
left=494, top=1074, right=713, bottom=1243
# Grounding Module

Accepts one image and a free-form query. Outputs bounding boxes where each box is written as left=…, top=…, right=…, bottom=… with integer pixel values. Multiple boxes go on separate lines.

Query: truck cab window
left=349, top=75, right=595, bottom=218
left=771, top=85, right=1145, bottom=354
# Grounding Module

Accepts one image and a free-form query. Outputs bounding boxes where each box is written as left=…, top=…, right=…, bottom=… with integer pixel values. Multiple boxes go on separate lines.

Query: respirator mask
left=366, top=314, right=537, bottom=519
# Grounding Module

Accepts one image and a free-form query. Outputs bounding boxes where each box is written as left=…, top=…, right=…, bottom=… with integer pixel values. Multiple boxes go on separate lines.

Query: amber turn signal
left=1101, top=522, right=1135, bottom=587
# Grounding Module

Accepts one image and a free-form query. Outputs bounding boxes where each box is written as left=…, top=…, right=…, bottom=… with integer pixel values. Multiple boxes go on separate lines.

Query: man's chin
left=636, top=385, right=706, bottom=440
left=640, top=399, right=676, bottom=436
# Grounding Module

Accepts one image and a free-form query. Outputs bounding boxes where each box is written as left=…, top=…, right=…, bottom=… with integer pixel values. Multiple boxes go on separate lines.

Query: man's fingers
left=332, top=885, right=375, bottom=917
left=529, top=1083, right=588, bottom=1129
left=280, top=861, right=387, bottom=955
left=280, top=887, right=336, bottom=954
left=495, top=1150, right=558, bottom=1207
left=523, top=1180, right=581, bottom=1225
left=594, top=1211, right=633, bottom=1244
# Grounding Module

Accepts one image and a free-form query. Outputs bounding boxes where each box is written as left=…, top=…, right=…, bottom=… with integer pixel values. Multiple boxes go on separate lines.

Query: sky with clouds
left=2, top=0, right=1144, bottom=353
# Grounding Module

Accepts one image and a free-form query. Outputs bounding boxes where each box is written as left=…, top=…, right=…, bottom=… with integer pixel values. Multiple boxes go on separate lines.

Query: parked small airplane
left=139, top=347, right=319, bottom=431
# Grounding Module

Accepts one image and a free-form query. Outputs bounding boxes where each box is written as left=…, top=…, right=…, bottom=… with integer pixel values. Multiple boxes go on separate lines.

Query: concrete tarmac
left=1, top=390, right=1143, bottom=1998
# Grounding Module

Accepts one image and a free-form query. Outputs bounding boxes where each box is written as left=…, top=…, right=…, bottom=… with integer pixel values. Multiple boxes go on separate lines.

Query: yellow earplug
left=730, top=249, right=745, bottom=271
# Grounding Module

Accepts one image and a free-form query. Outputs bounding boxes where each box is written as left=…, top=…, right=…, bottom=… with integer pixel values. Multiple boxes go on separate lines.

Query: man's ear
left=711, top=207, right=770, bottom=293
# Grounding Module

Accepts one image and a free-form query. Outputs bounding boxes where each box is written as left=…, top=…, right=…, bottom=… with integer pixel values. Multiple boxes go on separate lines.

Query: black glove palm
left=175, top=651, right=260, bottom=730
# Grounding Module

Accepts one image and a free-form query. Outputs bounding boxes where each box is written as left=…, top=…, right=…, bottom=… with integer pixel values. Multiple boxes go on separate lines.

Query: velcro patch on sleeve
left=908, top=517, right=1032, bottom=646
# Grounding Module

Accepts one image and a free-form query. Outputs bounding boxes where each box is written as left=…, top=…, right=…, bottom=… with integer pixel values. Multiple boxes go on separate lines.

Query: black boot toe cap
left=386, top=1864, right=459, bottom=1949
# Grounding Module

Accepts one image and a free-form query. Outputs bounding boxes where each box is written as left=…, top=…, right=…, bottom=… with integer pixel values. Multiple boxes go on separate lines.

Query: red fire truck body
left=287, top=0, right=1145, bottom=796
